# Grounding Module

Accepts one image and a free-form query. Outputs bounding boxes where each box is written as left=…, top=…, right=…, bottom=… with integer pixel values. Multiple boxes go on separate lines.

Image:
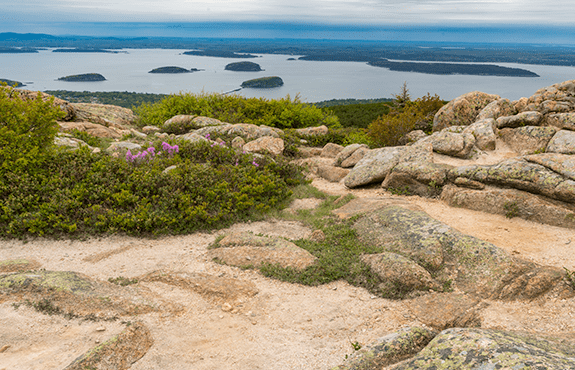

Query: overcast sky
left=3, top=0, right=574, bottom=25
left=1, top=0, right=574, bottom=42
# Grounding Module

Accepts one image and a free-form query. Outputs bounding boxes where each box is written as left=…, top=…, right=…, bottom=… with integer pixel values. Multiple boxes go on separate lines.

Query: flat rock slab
left=64, top=321, right=153, bottom=370
left=332, top=197, right=422, bottom=219
left=0, top=259, right=41, bottom=274
left=71, top=103, right=137, bottom=129
left=208, top=231, right=316, bottom=270
left=0, top=271, right=155, bottom=319
left=392, top=328, right=575, bottom=370
left=140, top=271, right=258, bottom=305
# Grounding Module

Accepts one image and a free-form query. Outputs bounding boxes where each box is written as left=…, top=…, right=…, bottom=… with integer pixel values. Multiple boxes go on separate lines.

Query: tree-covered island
left=225, top=61, right=263, bottom=71
left=58, top=73, right=106, bottom=82
left=0, top=79, right=25, bottom=87
left=0, top=47, right=38, bottom=53
left=368, top=59, right=539, bottom=77
left=241, top=76, right=284, bottom=88
left=148, top=66, right=202, bottom=74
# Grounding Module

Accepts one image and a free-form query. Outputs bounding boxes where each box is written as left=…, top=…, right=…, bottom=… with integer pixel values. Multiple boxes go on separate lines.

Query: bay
left=1, top=48, right=574, bottom=102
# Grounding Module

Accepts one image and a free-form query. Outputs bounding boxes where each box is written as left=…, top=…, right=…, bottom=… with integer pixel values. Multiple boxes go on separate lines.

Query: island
left=368, top=59, right=539, bottom=77
left=148, top=66, right=202, bottom=74
left=183, top=50, right=258, bottom=58
left=241, top=76, right=284, bottom=88
left=0, top=47, right=38, bottom=54
left=53, top=48, right=118, bottom=53
left=58, top=73, right=106, bottom=82
left=225, top=61, right=263, bottom=72
left=0, top=79, right=24, bottom=87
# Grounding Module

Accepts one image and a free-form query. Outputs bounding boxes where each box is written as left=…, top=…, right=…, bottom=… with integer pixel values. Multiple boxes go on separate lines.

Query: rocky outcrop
left=353, top=206, right=572, bottom=300
left=333, top=327, right=437, bottom=370
left=391, top=328, right=575, bottom=370
left=295, top=125, right=329, bottom=136
left=195, top=123, right=282, bottom=140
left=58, top=121, right=124, bottom=138
left=432, top=91, right=500, bottom=131
left=71, top=103, right=136, bottom=129
left=498, top=126, right=558, bottom=155
left=334, top=144, right=369, bottom=167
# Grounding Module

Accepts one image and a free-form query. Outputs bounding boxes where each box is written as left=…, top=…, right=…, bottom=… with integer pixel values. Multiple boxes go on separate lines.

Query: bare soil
left=2, top=168, right=575, bottom=369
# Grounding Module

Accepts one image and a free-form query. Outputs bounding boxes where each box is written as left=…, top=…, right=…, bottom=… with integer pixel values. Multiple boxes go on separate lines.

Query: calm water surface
left=1, top=48, right=574, bottom=102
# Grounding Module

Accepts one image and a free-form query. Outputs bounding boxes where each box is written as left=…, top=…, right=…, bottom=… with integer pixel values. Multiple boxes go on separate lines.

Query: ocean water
left=1, top=48, right=574, bottom=102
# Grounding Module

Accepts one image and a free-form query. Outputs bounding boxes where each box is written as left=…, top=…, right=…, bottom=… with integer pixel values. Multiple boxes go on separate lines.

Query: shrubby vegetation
left=135, top=92, right=340, bottom=129
left=0, top=86, right=307, bottom=238
left=320, top=101, right=394, bottom=128
left=45, top=90, right=168, bottom=109
left=368, top=86, right=445, bottom=147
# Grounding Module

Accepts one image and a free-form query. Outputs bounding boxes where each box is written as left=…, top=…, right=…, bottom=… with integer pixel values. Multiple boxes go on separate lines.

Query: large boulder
left=495, top=111, right=543, bottom=129
left=475, top=98, right=516, bottom=121
left=521, top=79, right=575, bottom=113
left=295, top=125, right=329, bottom=136
left=391, top=328, right=575, bottom=370
left=71, top=103, right=136, bottom=129
left=441, top=185, right=575, bottom=229
left=462, top=118, right=496, bottom=151
left=334, top=144, right=369, bottom=167
left=546, top=112, right=575, bottom=130
left=432, top=91, right=500, bottom=132
left=546, top=130, right=575, bottom=154
left=382, top=161, right=452, bottom=198
left=344, top=142, right=433, bottom=188
left=448, top=158, right=575, bottom=204
left=353, top=206, right=571, bottom=299
left=419, top=130, right=476, bottom=158
left=498, top=126, right=558, bottom=155
left=242, top=136, right=284, bottom=156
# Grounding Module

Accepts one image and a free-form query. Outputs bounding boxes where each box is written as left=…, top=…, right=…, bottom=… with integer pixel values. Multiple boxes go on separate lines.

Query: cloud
left=1, top=0, right=574, bottom=25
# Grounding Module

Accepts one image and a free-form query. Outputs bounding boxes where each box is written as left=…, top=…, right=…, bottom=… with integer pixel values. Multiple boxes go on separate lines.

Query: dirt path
left=2, top=179, right=575, bottom=369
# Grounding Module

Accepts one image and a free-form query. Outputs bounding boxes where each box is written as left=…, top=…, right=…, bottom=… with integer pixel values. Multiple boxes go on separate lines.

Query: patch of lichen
left=0, top=271, right=93, bottom=293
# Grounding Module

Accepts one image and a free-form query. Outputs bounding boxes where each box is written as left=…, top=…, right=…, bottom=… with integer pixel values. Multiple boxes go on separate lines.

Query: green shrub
left=368, top=93, right=444, bottom=147
left=0, top=139, right=307, bottom=238
left=135, top=92, right=340, bottom=130
left=0, top=86, right=65, bottom=174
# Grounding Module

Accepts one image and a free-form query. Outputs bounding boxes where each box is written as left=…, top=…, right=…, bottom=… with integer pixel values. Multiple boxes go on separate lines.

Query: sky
left=1, top=0, right=575, bottom=43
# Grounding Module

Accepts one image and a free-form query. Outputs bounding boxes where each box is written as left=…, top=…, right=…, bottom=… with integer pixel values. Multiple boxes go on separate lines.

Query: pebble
left=0, top=345, right=10, bottom=353
left=96, top=327, right=106, bottom=332
left=221, top=303, right=233, bottom=312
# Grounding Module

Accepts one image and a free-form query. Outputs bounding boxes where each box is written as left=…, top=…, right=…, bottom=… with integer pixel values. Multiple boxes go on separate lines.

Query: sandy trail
left=2, top=177, right=575, bottom=369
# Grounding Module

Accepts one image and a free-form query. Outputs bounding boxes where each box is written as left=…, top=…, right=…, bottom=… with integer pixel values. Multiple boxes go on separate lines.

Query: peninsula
left=0, top=79, right=24, bottom=87
left=368, top=59, right=540, bottom=77
left=58, top=73, right=106, bottom=82
left=183, top=50, right=258, bottom=58
left=225, top=61, right=262, bottom=72
left=53, top=48, right=118, bottom=53
left=241, top=76, right=284, bottom=88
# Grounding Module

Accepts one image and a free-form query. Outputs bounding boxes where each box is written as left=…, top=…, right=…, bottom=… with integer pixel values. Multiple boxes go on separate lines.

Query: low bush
left=0, top=85, right=65, bottom=175
left=135, top=92, right=340, bottom=130
left=0, top=138, right=307, bottom=238
left=368, top=93, right=445, bottom=147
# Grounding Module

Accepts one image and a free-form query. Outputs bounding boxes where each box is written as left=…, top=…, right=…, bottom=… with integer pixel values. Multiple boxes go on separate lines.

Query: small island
left=183, top=50, right=258, bottom=58
left=148, top=66, right=202, bottom=74
left=0, top=47, right=38, bottom=54
left=58, top=73, right=106, bottom=82
left=53, top=48, right=118, bottom=53
left=0, top=79, right=24, bottom=87
left=241, top=76, right=284, bottom=88
left=225, top=61, right=263, bottom=72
